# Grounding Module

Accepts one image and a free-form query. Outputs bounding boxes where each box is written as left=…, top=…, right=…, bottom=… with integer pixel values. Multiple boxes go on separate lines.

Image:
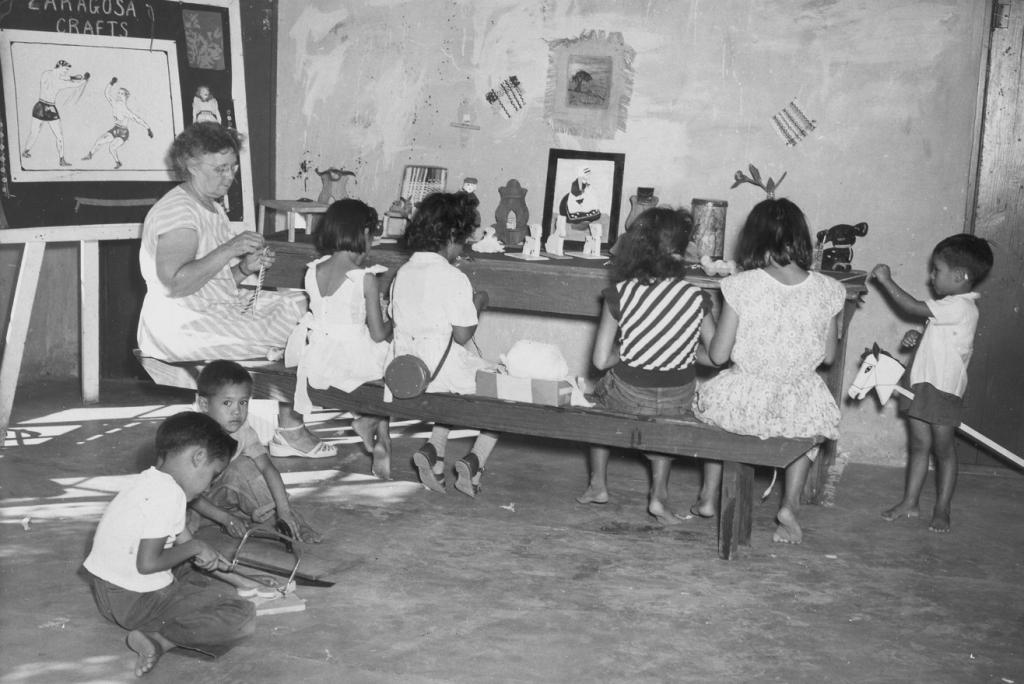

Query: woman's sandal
left=268, top=425, right=338, bottom=459
left=454, top=452, right=483, bottom=498
left=412, top=443, right=446, bottom=493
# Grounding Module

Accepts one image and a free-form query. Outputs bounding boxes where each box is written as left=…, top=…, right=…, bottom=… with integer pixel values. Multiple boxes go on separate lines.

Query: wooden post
left=80, top=240, right=100, bottom=403
left=718, top=460, right=754, bottom=560
left=0, top=224, right=143, bottom=438
left=0, top=243, right=44, bottom=440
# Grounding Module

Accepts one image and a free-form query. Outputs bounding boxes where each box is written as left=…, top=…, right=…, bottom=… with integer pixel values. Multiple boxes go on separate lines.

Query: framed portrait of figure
left=541, top=148, right=625, bottom=249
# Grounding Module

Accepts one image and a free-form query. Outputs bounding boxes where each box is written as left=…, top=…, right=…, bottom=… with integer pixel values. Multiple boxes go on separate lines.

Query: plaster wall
left=275, top=0, right=990, bottom=465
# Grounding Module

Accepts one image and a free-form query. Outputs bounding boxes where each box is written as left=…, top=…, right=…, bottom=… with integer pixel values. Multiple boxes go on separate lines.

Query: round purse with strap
left=384, top=334, right=454, bottom=399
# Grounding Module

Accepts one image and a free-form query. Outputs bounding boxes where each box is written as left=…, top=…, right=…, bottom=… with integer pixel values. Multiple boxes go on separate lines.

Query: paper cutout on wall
left=544, top=30, right=635, bottom=139
left=771, top=99, right=816, bottom=146
left=485, top=76, right=525, bottom=119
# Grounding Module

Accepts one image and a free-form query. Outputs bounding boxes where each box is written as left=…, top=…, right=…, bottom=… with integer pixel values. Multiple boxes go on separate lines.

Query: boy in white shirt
left=871, top=234, right=994, bottom=533
left=83, top=411, right=255, bottom=676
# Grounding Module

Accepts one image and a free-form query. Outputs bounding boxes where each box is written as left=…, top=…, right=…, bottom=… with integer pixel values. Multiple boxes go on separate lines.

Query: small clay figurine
left=316, top=167, right=356, bottom=205
left=494, top=179, right=529, bottom=247
left=192, top=85, right=221, bottom=123
left=546, top=214, right=567, bottom=256
left=462, top=176, right=482, bottom=230
left=815, top=222, right=869, bottom=271
left=625, top=187, right=658, bottom=231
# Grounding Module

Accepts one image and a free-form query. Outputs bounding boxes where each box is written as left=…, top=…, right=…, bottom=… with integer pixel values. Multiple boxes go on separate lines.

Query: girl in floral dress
left=693, top=198, right=845, bottom=544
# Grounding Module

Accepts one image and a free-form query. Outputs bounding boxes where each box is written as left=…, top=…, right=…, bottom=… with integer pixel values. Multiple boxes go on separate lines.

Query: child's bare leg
left=371, top=417, right=392, bottom=480
left=929, top=424, right=958, bottom=533
left=647, top=455, right=685, bottom=524
left=882, top=418, right=931, bottom=521
left=351, top=413, right=378, bottom=452
left=691, top=460, right=721, bottom=518
left=576, top=446, right=610, bottom=504
left=774, top=452, right=812, bottom=544
left=127, top=629, right=174, bottom=677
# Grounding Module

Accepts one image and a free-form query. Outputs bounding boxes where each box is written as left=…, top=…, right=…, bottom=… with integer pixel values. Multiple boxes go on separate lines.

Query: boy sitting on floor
left=83, top=411, right=256, bottom=677
left=190, top=360, right=322, bottom=543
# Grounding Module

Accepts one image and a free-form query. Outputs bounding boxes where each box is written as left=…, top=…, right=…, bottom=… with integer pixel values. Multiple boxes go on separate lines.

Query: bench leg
left=718, top=461, right=754, bottom=560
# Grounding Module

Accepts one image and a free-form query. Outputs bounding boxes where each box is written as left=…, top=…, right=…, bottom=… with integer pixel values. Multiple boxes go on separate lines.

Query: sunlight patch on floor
left=18, top=404, right=190, bottom=424
left=1, top=424, right=82, bottom=447
left=1, top=654, right=124, bottom=683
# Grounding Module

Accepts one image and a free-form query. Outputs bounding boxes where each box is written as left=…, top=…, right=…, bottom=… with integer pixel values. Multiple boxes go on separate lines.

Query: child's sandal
left=454, top=452, right=483, bottom=498
left=413, top=442, right=446, bottom=493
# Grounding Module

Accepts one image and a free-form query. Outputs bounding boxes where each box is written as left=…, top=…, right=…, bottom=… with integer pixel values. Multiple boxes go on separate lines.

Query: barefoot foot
left=880, top=504, right=920, bottom=522
left=370, top=442, right=391, bottom=480
left=648, top=499, right=686, bottom=525
left=689, top=500, right=716, bottom=519
left=126, top=630, right=164, bottom=677
left=929, top=510, right=951, bottom=533
left=352, top=416, right=378, bottom=452
left=772, top=507, right=803, bottom=544
left=575, top=485, right=609, bottom=505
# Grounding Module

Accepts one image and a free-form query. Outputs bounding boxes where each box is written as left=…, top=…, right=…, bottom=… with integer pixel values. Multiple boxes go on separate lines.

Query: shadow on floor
left=1, top=379, right=1022, bottom=683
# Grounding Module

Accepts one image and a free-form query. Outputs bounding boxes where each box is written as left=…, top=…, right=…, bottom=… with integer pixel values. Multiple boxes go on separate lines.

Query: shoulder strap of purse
left=429, top=334, right=455, bottom=382
left=393, top=271, right=456, bottom=382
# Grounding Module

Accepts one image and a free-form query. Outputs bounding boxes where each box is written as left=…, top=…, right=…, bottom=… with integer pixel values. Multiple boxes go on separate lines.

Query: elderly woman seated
left=136, top=122, right=335, bottom=458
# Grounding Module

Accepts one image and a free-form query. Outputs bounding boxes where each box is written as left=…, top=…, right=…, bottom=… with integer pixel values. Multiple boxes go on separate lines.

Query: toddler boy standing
left=871, top=234, right=994, bottom=533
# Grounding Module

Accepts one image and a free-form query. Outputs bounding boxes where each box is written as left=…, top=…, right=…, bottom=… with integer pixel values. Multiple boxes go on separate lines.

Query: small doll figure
left=461, top=177, right=482, bottom=232
left=583, top=223, right=603, bottom=257
left=193, top=85, right=221, bottom=124
left=523, top=224, right=542, bottom=257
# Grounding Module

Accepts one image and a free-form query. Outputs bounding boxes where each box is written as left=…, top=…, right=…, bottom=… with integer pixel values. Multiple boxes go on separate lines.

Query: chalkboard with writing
left=0, top=0, right=252, bottom=228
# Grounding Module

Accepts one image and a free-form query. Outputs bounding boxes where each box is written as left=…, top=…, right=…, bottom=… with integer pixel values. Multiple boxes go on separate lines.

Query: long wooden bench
left=135, top=353, right=817, bottom=560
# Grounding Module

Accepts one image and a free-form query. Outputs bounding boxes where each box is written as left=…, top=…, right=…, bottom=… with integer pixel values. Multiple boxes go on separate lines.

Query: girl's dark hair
left=734, top=197, right=813, bottom=270
left=155, top=411, right=236, bottom=465
left=402, top=192, right=478, bottom=253
left=932, top=234, right=994, bottom=283
left=314, top=199, right=378, bottom=256
left=167, top=122, right=244, bottom=178
left=611, top=207, right=693, bottom=284
left=196, top=360, right=252, bottom=398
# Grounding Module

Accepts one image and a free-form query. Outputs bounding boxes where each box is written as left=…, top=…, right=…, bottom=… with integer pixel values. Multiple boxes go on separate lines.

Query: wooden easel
left=0, top=223, right=142, bottom=440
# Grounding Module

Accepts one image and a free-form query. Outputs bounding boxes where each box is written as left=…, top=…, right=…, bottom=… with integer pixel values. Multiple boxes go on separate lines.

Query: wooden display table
left=258, top=199, right=329, bottom=242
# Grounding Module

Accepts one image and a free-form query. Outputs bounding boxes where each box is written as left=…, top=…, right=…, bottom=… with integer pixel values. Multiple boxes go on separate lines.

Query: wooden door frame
left=963, top=0, right=996, bottom=231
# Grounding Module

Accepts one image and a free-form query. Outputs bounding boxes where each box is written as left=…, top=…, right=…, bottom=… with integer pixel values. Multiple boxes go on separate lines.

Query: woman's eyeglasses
left=201, top=161, right=240, bottom=176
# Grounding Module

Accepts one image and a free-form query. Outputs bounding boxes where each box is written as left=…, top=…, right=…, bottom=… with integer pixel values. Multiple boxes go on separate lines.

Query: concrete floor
left=1, top=379, right=1022, bottom=684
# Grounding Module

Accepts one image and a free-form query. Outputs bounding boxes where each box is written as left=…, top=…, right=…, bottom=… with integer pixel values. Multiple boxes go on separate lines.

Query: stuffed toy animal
left=500, top=340, right=569, bottom=381
left=815, top=222, right=868, bottom=271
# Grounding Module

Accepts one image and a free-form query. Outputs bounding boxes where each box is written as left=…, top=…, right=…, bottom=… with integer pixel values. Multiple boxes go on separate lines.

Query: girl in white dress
left=284, top=200, right=393, bottom=478
left=693, top=198, right=845, bottom=545
left=390, top=192, right=498, bottom=497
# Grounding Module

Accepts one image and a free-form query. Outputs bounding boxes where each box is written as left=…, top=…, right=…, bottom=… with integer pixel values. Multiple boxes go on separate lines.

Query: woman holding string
left=137, top=122, right=336, bottom=458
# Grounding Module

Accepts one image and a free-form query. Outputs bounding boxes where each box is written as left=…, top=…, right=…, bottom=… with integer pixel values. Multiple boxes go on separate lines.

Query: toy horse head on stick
left=848, top=343, right=1023, bottom=471
left=848, top=344, right=906, bottom=405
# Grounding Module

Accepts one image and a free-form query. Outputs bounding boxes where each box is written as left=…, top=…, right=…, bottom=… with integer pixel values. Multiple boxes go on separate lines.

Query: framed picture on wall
left=0, top=29, right=184, bottom=183
left=541, top=148, right=625, bottom=249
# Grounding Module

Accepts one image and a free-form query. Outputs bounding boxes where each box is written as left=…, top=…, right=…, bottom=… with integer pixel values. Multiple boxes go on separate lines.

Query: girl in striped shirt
left=576, top=207, right=716, bottom=523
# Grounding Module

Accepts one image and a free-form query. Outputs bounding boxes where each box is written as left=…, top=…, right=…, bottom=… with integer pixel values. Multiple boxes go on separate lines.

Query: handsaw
left=227, top=527, right=335, bottom=588
left=230, top=555, right=334, bottom=587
